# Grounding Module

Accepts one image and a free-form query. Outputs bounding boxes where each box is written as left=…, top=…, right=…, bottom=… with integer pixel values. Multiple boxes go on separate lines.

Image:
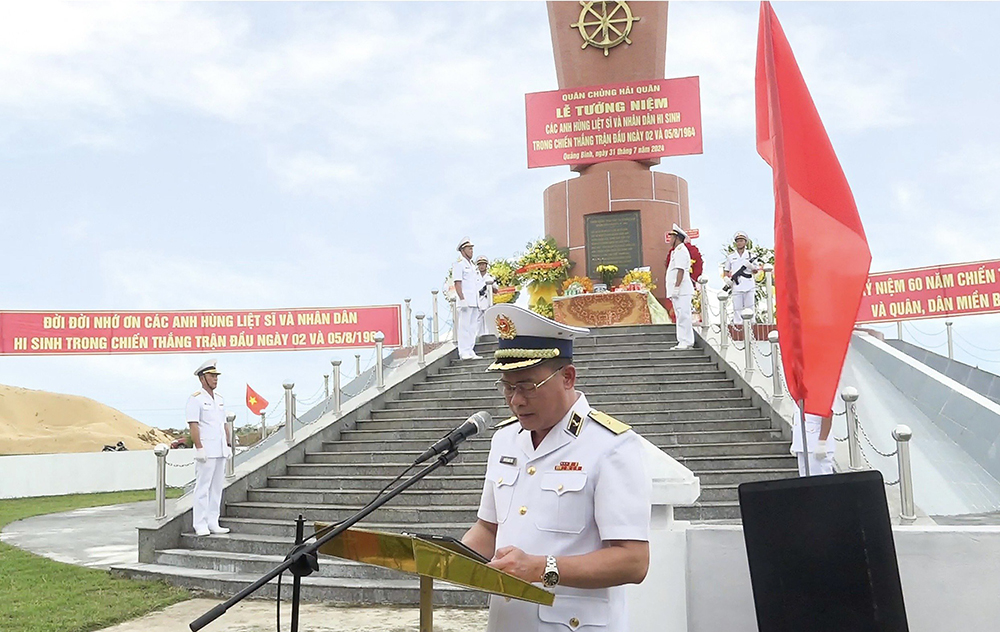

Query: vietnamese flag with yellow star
left=246, top=384, right=268, bottom=415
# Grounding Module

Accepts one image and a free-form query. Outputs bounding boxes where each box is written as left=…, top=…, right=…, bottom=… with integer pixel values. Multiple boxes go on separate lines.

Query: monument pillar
left=543, top=1, right=688, bottom=305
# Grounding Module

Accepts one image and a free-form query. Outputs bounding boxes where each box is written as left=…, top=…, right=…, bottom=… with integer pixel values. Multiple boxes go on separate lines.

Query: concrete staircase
left=114, top=325, right=796, bottom=604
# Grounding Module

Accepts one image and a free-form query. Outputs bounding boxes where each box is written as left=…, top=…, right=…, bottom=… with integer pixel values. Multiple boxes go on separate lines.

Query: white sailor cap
left=668, top=224, right=688, bottom=241
left=475, top=255, right=488, bottom=264
left=457, top=237, right=474, bottom=251
left=194, top=358, right=221, bottom=376
left=484, top=305, right=589, bottom=372
left=734, top=231, right=749, bottom=241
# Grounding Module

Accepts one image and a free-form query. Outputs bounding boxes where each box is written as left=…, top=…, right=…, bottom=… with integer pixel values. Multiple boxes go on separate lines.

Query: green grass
left=0, top=489, right=190, bottom=632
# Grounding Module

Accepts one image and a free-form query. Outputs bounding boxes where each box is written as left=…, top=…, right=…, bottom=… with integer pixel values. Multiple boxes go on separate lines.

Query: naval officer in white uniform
left=186, top=358, right=233, bottom=536
left=724, top=231, right=759, bottom=325
left=452, top=237, right=483, bottom=360
left=666, top=224, right=695, bottom=350
left=462, top=305, right=651, bottom=632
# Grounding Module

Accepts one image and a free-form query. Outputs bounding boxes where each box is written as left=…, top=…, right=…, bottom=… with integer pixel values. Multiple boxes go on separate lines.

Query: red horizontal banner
left=0, top=306, right=401, bottom=356
left=525, top=77, right=703, bottom=169
left=856, top=259, right=1000, bottom=324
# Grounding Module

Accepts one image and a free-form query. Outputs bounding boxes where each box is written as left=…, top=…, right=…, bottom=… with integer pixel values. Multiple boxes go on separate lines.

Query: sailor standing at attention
left=462, top=304, right=651, bottom=632
left=725, top=231, right=759, bottom=325
left=186, top=359, right=232, bottom=536
left=452, top=237, right=483, bottom=360
left=666, top=224, right=695, bottom=350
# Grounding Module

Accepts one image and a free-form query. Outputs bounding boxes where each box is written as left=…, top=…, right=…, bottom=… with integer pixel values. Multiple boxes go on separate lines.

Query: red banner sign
left=525, top=77, right=703, bottom=169
left=856, top=260, right=1000, bottom=324
left=0, top=306, right=401, bottom=356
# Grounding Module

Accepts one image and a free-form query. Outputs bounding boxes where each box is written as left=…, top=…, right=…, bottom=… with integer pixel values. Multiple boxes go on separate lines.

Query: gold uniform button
left=519, top=506, right=527, bottom=515
left=498, top=477, right=503, bottom=484
left=527, top=466, right=536, bottom=475
left=570, top=617, right=580, bottom=628
left=557, top=484, right=564, bottom=491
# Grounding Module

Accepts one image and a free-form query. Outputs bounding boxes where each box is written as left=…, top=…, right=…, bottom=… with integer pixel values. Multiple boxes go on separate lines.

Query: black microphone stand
left=189, top=448, right=460, bottom=631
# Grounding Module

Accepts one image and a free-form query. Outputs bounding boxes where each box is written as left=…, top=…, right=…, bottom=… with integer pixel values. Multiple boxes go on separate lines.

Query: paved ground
left=97, top=599, right=488, bottom=632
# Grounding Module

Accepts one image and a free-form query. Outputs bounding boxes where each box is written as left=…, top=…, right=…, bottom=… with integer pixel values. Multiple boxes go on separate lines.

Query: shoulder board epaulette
left=588, top=410, right=631, bottom=435
left=191, top=391, right=202, bottom=397
left=494, top=415, right=519, bottom=429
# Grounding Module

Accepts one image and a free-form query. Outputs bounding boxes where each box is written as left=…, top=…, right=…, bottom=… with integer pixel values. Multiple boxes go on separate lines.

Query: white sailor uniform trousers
left=477, top=393, right=651, bottom=632
left=453, top=257, right=483, bottom=358
left=790, top=412, right=835, bottom=477
left=666, top=243, right=695, bottom=348
left=726, top=250, right=756, bottom=326
left=186, top=389, right=229, bottom=532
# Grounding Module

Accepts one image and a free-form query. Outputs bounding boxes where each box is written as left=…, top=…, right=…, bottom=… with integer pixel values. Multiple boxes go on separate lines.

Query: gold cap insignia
left=495, top=314, right=517, bottom=339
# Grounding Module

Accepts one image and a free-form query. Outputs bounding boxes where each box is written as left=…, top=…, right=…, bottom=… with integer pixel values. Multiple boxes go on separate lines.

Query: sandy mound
left=0, top=384, right=174, bottom=455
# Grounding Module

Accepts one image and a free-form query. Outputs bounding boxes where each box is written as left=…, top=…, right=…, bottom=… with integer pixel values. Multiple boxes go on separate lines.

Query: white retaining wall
left=0, top=449, right=196, bottom=499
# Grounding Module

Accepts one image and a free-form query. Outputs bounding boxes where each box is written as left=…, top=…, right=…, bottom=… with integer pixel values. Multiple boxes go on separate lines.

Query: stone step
left=405, top=379, right=737, bottom=397
left=676, top=502, right=743, bottom=521
left=154, top=547, right=413, bottom=581
left=226, top=501, right=480, bottom=525
left=422, top=369, right=729, bottom=385
left=474, top=334, right=680, bottom=349
left=371, top=398, right=754, bottom=419
left=291, top=461, right=486, bottom=477
left=674, top=454, right=797, bottom=471
left=111, top=562, right=487, bottom=605
left=247, top=487, right=484, bottom=506
left=274, top=473, right=486, bottom=491
left=385, top=389, right=747, bottom=410
left=323, top=428, right=783, bottom=453
left=208, top=517, right=468, bottom=541
left=435, top=357, right=715, bottom=374
left=687, top=468, right=798, bottom=485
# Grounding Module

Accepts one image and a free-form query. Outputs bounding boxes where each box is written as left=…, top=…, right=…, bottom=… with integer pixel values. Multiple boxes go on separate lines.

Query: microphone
left=414, top=411, right=491, bottom=465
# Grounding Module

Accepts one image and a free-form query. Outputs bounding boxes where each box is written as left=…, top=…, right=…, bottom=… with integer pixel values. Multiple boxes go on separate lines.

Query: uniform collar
left=515, top=392, right=591, bottom=461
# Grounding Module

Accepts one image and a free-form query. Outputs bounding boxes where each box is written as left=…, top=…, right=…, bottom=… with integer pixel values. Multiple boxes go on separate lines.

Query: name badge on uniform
left=566, top=412, right=584, bottom=437
left=499, top=455, right=517, bottom=466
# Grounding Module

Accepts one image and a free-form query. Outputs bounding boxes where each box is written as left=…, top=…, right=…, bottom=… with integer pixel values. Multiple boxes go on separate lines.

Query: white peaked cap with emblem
left=484, top=304, right=589, bottom=372
left=669, top=223, right=687, bottom=241
left=194, top=358, right=221, bottom=376
left=733, top=231, right=749, bottom=241
left=457, top=237, right=474, bottom=251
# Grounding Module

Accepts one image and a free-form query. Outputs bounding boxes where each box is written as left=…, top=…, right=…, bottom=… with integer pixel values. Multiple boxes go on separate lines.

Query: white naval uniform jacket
left=452, top=257, right=481, bottom=309
left=477, top=393, right=651, bottom=632
left=666, top=244, right=694, bottom=297
left=725, top=250, right=756, bottom=293
left=185, top=389, right=229, bottom=458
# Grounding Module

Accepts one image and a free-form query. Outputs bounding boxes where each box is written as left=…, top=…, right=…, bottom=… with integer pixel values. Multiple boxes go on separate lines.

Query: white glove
left=813, top=440, right=829, bottom=460
left=223, top=445, right=233, bottom=458
left=194, top=447, right=207, bottom=463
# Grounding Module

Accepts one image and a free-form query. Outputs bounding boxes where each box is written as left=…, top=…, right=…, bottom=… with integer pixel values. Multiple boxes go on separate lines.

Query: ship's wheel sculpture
left=570, top=1, right=640, bottom=57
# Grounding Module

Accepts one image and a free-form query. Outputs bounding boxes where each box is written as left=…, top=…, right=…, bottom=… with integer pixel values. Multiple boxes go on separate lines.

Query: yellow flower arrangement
left=516, top=237, right=571, bottom=284
left=562, top=276, right=594, bottom=294
left=620, top=268, right=656, bottom=291
left=595, top=264, right=619, bottom=287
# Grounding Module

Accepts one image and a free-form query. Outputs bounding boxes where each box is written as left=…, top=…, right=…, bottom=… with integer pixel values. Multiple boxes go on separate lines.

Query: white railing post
left=431, top=289, right=440, bottom=343
left=698, top=276, right=709, bottom=337
left=416, top=312, right=426, bottom=366
left=355, top=353, right=361, bottom=377
left=893, top=425, right=916, bottom=523
left=449, top=298, right=458, bottom=343
left=897, top=321, right=903, bottom=340
left=741, top=308, right=754, bottom=379
left=946, top=321, right=954, bottom=359
left=259, top=412, right=266, bottom=440
left=331, top=359, right=342, bottom=415
left=154, top=443, right=168, bottom=519
left=768, top=330, right=783, bottom=402
left=323, top=374, right=329, bottom=399
left=405, top=298, right=412, bottom=347
left=375, top=331, right=385, bottom=388
left=225, top=413, right=236, bottom=478
left=283, top=381, right=295, bottom=443
left=763, top=263, right=775, bottom=324
left=842, top=387, right=862, bottom=470
left=718, top=291, right=730, bottom=354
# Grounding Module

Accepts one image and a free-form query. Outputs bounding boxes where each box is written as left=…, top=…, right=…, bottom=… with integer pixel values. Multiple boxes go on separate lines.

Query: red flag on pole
left=246, top=384, right=268, bottom=415
left=755, top=1, right=872, bottom=416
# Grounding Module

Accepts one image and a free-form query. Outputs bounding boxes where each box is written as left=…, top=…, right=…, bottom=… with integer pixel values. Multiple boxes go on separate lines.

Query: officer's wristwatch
left=541, top=555, right=560, bottom=588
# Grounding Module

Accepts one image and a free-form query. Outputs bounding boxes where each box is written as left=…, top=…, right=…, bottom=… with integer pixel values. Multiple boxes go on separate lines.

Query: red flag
left=246, top=384, right=268, bottom=415
left=755, top=2, right=871, bottom=416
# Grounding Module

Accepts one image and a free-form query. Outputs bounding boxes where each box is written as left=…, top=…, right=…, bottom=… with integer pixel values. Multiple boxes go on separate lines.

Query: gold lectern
left=316, top=524, right=555, bottom=631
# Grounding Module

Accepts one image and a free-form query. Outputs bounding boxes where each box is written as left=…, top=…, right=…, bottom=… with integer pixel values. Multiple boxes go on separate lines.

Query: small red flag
left=246, top=384, right=269, bottom=415
left=755, top=2, right=872, bottom=416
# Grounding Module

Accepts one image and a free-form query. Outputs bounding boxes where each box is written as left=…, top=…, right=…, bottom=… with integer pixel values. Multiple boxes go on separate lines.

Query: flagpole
left=798, top=398, right=810, bottom=477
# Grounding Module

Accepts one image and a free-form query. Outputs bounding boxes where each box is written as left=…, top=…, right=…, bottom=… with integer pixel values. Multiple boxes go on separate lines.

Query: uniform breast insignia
left=499, top=455, right=517, bottom=466
left=494, top=415, right=519, bottom=429
left=589, top=410, right=631, bottom=435
left=566, top=412, right=585, bottom=437
left=555, top=461, right=582, bottom=471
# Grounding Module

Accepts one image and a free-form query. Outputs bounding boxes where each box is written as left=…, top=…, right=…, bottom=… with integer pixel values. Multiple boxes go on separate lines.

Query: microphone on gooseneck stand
left=414, top=411, right=491, bottom=465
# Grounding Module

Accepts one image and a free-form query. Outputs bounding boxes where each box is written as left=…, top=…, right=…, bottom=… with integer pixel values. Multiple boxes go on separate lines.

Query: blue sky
left=1, top=1, right=999, bottom=431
